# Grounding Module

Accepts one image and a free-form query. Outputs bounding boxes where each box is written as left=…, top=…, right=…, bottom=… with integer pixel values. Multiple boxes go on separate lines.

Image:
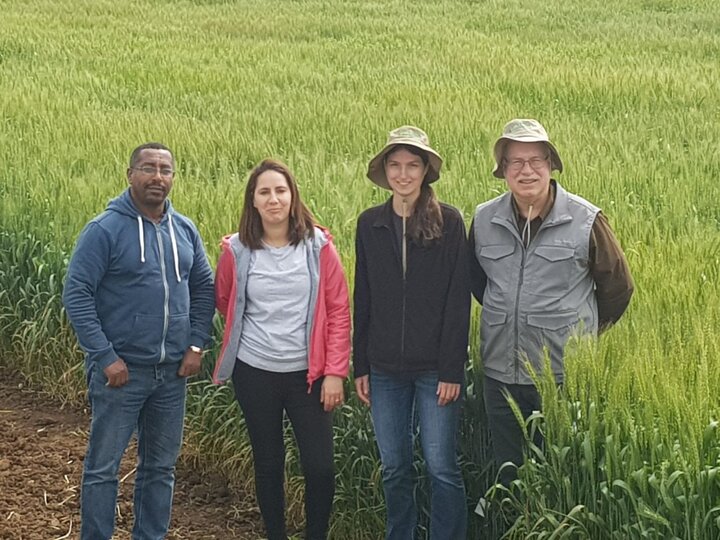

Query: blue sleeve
left=62, top=222, right=119, bottom=370
left=188, top=228, right=215, bottom=349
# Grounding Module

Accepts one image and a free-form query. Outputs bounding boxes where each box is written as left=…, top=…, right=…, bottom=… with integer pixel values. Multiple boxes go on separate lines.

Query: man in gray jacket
left=469, top=119, right=633, bottom=483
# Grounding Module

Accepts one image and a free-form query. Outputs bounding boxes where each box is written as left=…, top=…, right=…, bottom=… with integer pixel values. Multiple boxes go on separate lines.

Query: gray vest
left=472, top=182, right=599, bottom=385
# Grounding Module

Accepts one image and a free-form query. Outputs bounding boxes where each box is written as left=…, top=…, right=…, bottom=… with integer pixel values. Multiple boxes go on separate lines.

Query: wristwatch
left=189, top=345, right=203, bottom=355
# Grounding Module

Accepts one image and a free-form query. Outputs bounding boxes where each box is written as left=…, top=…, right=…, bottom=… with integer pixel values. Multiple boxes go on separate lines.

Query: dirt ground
left=0, top=374, right=263, bottom=539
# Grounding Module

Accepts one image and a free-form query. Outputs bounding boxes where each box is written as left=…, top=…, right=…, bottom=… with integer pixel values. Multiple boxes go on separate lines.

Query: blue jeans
left=370, top=370, right=467, bottom=540
left=81, top=362, right=187, bottom=540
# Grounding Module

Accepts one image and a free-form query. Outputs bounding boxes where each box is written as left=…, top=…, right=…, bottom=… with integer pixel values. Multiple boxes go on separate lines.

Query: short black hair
left=129, top=142, right=174, bottom=168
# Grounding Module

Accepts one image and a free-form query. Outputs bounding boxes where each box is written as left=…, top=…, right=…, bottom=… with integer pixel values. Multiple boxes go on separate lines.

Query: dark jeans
left=232, top=360, right=335, bottom=540
left=483, top=376, right=543, bottom=485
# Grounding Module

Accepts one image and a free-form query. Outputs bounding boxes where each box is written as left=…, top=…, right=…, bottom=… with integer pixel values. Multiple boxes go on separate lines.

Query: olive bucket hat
left=367, top=125, right=443, bottom=189
left=492, top=119, right=563, bottom=179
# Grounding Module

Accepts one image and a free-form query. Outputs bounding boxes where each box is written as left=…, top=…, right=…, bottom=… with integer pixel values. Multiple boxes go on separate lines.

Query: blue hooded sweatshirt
left=63, top=189, right=215, bottom=372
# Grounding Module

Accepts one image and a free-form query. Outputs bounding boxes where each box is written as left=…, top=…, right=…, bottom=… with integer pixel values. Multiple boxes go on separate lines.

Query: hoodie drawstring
left=137, top=216, right=146, bottom=263
left=168, top=213, right=181, bottom=283
left=136, top=214, right=181, bottom=283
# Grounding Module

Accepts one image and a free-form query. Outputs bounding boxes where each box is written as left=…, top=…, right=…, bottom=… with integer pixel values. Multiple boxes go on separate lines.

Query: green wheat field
left=1, top=0, right=719, bottom=537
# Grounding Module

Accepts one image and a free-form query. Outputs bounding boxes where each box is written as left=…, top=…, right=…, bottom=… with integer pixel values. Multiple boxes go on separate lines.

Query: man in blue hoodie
left=63, top=142, right=215, bottom=540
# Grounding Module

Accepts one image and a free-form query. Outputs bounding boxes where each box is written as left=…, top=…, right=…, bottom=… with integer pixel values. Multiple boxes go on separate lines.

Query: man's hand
left=354, top=375, right=370, bottom=406
left=103, top=358, right=129, bottom=387
left=178, top=347, right=202, bottom=378
left=320, top=375, right=345, bottom=412
left=437, top=382, right=461, bottom=406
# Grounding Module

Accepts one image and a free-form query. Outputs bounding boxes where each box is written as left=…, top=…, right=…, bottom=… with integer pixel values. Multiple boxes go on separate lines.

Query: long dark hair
left=238, top=159, right=315, bottom=249
left=386, top=145, right=443, bottom=246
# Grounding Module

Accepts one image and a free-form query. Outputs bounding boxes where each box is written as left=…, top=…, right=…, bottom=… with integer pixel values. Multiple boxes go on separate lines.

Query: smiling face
left=384, top=147, right=429, bottom=204
left=253, top=169, right=292, bottom=230
left=127, top=148, right=174, bottom=217
left=502, top=141, right=552, bottom=208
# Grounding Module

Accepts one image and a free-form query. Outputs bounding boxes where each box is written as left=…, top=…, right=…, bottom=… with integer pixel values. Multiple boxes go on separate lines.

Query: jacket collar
left=542, top=180, right=573, bottom=228
left=371, top=198, right=396, bottom=229
left=492, top=180, right=572, bottom=230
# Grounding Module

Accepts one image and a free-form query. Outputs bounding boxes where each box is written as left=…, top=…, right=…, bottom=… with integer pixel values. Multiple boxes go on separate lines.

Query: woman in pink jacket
left=213, top=158, right=351, bottom=540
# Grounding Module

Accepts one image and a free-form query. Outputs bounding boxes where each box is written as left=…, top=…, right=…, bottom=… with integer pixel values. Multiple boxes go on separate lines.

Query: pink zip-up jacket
left=213, top=226, right=351, bottom=387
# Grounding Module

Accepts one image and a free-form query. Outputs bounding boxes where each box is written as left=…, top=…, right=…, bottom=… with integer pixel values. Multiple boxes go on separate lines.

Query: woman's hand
left=436, top=382, right=461, bottom=406
left=354, top=375, right=370, bottom=406
left=321, top=375, right=345, bottom=412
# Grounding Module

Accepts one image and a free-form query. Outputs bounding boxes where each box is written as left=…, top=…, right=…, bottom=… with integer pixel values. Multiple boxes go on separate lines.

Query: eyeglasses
left=132, top=166, right=175, bottom=178
left=504, top=156, right=549, bottom=173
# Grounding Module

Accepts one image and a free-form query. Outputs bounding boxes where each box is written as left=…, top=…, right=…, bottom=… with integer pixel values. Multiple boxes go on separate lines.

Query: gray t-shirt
left=238, top=241, right=310, bottom=372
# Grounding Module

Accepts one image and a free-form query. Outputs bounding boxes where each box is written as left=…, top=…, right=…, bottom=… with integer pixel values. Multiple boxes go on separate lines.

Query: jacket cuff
left=94, top=348, right=120, bottom=371
left=352, top=361, right=369, bottom=379
left=438, top=368, right=465, bottom=385
left=323, top=367, right=349, bottom=379
left=190, top=330, right=211, bottom=349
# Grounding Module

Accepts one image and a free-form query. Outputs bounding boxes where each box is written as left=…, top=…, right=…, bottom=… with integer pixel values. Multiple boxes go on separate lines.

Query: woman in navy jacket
left=353, top=126, right=470, bottom=540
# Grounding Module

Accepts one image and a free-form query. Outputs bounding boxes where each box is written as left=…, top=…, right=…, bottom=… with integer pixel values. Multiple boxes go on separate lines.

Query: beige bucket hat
left=492, top=119, right=563, bottom=178
left=367, top=126, right=443, bottom=189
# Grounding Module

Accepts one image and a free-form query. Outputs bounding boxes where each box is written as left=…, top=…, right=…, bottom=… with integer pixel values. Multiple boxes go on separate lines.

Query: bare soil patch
left=0, top=374, right=262, bottom=539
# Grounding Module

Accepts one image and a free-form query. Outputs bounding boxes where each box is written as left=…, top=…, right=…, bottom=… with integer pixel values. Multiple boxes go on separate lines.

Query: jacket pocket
left=480, top=306, right=510, bottom=376
left=527, top=245, right=576, bottom=297
left=527, top=311, right=578, bottom=331
left=164, top=314, right=191, bottom=361
left=526, top=311, right=579, bottom=379
left=480, top=245, right=515, bottom=260
left=479, top=244, right=516, bottom=293
left=126, top=314, right=164, bottom=361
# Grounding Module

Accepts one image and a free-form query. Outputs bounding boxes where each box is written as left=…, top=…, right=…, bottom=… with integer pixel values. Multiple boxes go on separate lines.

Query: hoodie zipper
left=155, top=223, right=170, bottom=363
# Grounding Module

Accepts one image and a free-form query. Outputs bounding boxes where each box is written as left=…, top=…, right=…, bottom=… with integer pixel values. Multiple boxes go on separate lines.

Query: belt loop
left=154, top=364, right=161, bottom=382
